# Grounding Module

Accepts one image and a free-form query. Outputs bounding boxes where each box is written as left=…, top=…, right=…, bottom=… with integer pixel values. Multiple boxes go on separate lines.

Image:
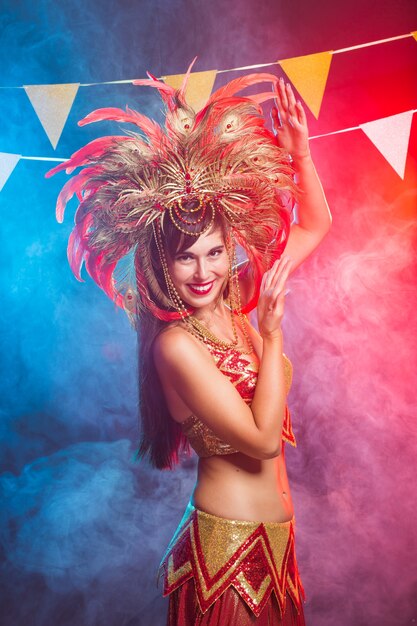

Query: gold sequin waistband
left=159, top=500, right=304, bottom=617
left=190, top=502, right=295, bottom=528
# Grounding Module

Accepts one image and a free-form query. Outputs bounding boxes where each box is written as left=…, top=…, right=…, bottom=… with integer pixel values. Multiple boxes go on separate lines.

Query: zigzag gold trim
left=160, top=505, right=305, bottom=617
left=166, top=555, right=192, bottom=586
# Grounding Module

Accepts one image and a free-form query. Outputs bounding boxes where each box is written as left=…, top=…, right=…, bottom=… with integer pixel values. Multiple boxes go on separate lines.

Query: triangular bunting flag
left=360, top=111, right=413, bottom=179
left=278, top=51, right=332, bottom=119
left=163, top=70, right=217, bottom=112
left=24, top=83, right=79, bottom=149
left=0, top=153, right=21, bottom=192
left=412, top=31, right=417, bottom=43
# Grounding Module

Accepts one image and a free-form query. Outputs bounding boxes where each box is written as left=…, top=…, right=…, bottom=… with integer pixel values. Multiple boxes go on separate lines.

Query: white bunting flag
left=360, top=111, right=413, bottom=179
left=0, top=153, right=21, bottom=192
left=24, top=83, right=80, bottom=149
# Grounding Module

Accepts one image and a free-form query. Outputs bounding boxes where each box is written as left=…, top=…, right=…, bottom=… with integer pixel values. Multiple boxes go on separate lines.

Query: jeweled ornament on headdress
left=47, top=58, right=298, bottom=323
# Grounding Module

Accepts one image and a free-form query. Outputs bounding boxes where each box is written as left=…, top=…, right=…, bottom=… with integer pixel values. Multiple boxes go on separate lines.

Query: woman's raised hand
left=271, top=78, right=310, bottom=161
left=257, top=256, right=292, bottom=339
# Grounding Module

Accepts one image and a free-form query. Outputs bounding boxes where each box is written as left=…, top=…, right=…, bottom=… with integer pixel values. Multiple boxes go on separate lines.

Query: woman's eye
left=210, top=248, right=224, bottom=257
left=177, top=254, right=192, bottom=262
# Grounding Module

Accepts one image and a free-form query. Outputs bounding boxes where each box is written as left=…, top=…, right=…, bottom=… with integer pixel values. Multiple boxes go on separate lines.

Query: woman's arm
left=153, top=257, right=292, bottom=460
left=238, top=81, right=331, bottom=303
left=273, top=78, right=332, bottom=271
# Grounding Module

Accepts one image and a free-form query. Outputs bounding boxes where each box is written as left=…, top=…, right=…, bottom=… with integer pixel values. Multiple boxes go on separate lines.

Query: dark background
left=1, top=1, right=417, bottom=624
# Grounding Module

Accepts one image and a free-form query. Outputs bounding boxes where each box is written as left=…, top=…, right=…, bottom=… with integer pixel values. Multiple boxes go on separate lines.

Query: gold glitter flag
left=278, top=51, right=333, bottom=119
left=163, top=69, right=217, bottom=112
left=24, top=83, right=80, bottom=149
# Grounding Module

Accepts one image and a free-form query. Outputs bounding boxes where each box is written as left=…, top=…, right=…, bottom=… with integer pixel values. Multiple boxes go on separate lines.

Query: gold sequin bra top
left=181, top=345, right=297, bottom=457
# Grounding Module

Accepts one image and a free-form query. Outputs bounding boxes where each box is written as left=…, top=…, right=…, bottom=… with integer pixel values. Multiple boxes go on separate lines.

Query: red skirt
left=168, top=581, right=305, bottom=625
left=159, top=503, right=306, bottom=625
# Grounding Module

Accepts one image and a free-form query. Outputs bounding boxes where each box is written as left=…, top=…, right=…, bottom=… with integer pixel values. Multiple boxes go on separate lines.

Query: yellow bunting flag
left=278, top=51, right=333, bottom=119
left=163, top=70, right=217, bottom=112
left=24, top=83, right=80, bottom=149
left=359, top=111, right=413, bottom=179
left=0, top=152, right=21, bottom=192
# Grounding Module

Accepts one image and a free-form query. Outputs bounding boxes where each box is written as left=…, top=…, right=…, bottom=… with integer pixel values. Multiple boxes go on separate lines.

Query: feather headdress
left=47, top=59, right=298, bottom=322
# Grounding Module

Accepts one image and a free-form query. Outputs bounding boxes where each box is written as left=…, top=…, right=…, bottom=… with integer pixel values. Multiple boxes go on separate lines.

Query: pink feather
left=178, top=57, right=198, bottom=99
left=67, top=213, right=93, bottom=280
left=78, top=106, right=166, bottom=146
left=240, top=249, right=263, bottom=314
left=55, top=167, right=104, bottom=223
left=98, top=261, right=118, bottom=301
left=132, top=78, right=175, bottom=95
left=132, top=78, right=178, bottom=114
left=134, top=57, right=197, bottom=113
left=249, top=91, right=280, bottom=105
left=67, top=231, right=85, bottom=282
left=193, top=95, right=261, bottom=128
left=206, top=73, right=278, bottom=106
left=45, top=136, right=130, bottom=178
left=85, top=251, right=105, bottom=290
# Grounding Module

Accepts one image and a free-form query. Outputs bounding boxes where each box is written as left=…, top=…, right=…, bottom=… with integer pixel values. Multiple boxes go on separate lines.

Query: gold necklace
left=187, top=306, right=253, bottom=354
left=153, top=222, right=254, bottom=354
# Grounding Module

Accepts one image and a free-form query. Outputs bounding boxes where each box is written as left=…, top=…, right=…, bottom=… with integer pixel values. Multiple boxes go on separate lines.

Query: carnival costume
left=160, top=344, right=305, bottom=624
left=48, top=59, right=306, bottom=624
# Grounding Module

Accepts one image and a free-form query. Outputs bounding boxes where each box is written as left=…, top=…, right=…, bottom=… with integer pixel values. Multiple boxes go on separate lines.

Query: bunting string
left=331, top=32, right=412, bottom=54
left=308, top=109, right=417, bottom=138
left=0, top=30, right=415, bottom=89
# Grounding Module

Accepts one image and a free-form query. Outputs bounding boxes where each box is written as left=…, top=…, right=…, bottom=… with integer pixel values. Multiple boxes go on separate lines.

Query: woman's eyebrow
left=177, top=244, right=224, bottom=257
left=175, top=249, right=195, bottom=258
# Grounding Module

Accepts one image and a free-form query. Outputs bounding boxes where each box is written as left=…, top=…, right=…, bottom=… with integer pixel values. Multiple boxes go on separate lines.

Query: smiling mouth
left=187, top=281, right=214, bottom=295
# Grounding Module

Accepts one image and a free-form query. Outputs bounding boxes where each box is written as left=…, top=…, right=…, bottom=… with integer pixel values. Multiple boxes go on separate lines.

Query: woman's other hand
left=271, top=78, right=310, bottom=161
left=257, top=256, right=292, bottom=339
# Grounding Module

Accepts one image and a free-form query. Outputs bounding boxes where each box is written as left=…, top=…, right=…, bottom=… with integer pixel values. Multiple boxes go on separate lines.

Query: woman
left=48, top=64, right=331, bottom=625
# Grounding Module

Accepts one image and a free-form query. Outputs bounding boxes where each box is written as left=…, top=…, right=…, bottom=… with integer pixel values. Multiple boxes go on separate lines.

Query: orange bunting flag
left=360, top=111, right=413, bottom=179
left=24, top=83, right=79, bottom=149
left=412, top=31, right=417, bottom=43
left=163, top=70, right=217, bottom=112
left=278, top=51, right=333, bottom=119
left=0, top=152, right=21, bottom=192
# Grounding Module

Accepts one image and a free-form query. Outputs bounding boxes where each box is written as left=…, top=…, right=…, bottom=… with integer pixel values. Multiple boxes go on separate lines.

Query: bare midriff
left=190, top=447, right=294, bottom=523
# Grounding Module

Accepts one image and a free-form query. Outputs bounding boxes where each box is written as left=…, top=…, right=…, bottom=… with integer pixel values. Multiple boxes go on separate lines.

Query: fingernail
left=279, top=77, right=284, bottom=82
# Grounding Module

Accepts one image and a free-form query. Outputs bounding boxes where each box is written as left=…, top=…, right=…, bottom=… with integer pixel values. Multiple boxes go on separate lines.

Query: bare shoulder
left=153, top=324, right=211, bottom=373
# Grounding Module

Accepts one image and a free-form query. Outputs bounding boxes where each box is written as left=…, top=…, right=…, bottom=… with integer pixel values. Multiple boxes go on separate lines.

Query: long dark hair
left=136, top=209, right=230, bottom=469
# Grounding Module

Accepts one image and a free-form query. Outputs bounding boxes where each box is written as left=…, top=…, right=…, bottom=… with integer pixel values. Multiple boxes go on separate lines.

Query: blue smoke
left=1, top=439, right=196, bottom=624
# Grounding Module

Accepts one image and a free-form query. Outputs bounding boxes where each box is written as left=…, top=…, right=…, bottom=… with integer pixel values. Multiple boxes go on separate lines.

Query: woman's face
left=167, top=228, right=229, bottom=309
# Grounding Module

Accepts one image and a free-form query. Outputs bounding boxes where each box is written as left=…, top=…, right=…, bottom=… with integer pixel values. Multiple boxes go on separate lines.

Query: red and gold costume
left=181, top=345, right=296, bottom=456
left=160, top=504, right=305, bottom=625
left=158, top=344, right=306, bottom=624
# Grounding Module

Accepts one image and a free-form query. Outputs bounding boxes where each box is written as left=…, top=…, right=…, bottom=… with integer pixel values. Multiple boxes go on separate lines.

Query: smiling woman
left=48, top=61, right=331, bottom=625
left=169, top=232, right=228, bottom=300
